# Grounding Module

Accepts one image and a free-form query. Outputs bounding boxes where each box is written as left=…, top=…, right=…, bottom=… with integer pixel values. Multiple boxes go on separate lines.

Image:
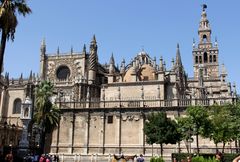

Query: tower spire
left=198, top=4, right=211, bottom=44
left=175, top=43, right=182, bottom=67
left=109, top=53, right=115, bottom=65
left=88, top=35, right=98, bottom=84
left=109, top=53, right=115, bottom=74
left=83, top=44, right=86, bottom=54
left=40, top=38, right=46, bottom=55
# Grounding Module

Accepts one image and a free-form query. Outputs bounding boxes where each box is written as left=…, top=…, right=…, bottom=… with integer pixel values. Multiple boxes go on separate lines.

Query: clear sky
left=4, top=0, right=240, bottom=92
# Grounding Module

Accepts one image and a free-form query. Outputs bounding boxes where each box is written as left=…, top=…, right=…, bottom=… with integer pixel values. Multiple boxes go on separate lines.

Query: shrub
left=150, top=156, right=165, bottom=162
left=192, top=156, right=218, bottom=162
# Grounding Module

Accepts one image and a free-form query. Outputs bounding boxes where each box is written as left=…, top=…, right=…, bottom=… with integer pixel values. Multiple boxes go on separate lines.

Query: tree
left=144, top=112, right=181, bottom=157
left=227, top=102, right=240, bottom=152
left=208, top=104, right=235, bottom=152
left=0, top=0, right=31, bottom=72
left=183, top=106, right=211, bottom=154
left=177, top=117, right=194, bottom=153
left=34, top=80, right=60, bottom=153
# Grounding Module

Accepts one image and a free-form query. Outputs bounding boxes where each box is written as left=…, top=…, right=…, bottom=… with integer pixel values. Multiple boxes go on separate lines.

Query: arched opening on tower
left=203, top=34, right=207, bottom=43
left=204, top=52, right=208, bottom=63
left=195, top=56, right=198, bottom=64
left=213, top=55, right=217, bottom=62
left=199, top=56, right=202, bottom=63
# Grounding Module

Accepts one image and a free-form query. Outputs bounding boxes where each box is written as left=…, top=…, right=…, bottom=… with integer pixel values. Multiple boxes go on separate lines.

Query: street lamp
left=19, top=96, right=32, bottom=156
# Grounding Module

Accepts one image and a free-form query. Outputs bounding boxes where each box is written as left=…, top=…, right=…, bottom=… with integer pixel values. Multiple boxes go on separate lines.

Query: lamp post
left=19, top=96, right=32, bottom=156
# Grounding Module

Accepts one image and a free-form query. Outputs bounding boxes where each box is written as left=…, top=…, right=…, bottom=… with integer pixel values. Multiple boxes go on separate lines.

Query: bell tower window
left=204, top=52, right=208, bottom=63
left=203, top=34, right=207, bottom=43
left=195, top=56, right=198, bottom=64
left=199, top=56, right=202, bottom=64
left=213, top=55, right=216, bottom=62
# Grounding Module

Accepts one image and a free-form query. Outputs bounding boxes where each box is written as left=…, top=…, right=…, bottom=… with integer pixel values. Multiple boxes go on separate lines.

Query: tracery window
left=56, top=65, right=70, bottom=80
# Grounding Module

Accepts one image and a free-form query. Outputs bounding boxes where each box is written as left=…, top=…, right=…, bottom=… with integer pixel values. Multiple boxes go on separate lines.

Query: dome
left=123, top=64, right=156, bottom=82
left=139, top=64, right=156, bottom=81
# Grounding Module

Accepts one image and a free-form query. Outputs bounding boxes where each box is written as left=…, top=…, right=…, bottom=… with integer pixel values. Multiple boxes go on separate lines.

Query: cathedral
left=0, top=5, right=237, bottom=160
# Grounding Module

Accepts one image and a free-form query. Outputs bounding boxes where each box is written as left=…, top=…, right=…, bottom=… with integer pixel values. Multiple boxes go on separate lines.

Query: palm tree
left=34, top=80, right=60, bottom=153
left=0, top=0, right=31, bottom=72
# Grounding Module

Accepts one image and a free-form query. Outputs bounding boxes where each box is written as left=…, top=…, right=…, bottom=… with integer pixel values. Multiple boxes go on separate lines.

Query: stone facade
left=0, top=5, right=237, bottom=158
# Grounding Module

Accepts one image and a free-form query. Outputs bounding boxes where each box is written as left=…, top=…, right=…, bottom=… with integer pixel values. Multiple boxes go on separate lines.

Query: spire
left=71, top=46, right=73, bottom=54
left=171, top=58, right=175, bottom=71
left=57, top=46, right=60, bottom=55
left=19, top=73, right=23, bottom=84
left=109, top=53, right=115, bottom=65
left=109, top=53, right=115, bottom=74
left=91, top=34, right=97, bottom=44
left=120, top=58, right=125, bottom=74
left=175, top=43, right=182, bottom=67
left=163, top=61, right=166, bottom=71
left=159, top=56, right=164, bottom=71
left=198, top=4, right=211, bottom=44
left=89, top=35, right=98, bottom=71
left=82, top=44, right=86, bottom=54
left=28, top=70, right=33, bottom=83
left=88, top=35, right=98, bottom=84
left=199, top=4, right=210, bottom=30
left=40, top=38, right=46, bottom=54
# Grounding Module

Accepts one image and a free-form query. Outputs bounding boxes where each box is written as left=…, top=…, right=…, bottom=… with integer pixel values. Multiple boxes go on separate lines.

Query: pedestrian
left=0, top=151, right=4, bottom=162
left=187, top=156, right=191, bottom=162
left=137, top=154, right=144, bottom=162
left=215, top=151, right=224, bottom=162
left=5, top=151, right=13, bottom=162
left=39, top=154, right=45, bottom=162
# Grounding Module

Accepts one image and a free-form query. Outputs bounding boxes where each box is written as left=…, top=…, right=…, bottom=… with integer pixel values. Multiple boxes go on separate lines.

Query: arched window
left=13, top=98, right=22, bottom=114
left=209, top=55, right=212, bottom=62
left=56, top=65, right=71, bottom=80
left=199, top=56, right=202, bottom=64
left=204, top=52, right=208, bottom=63
left=213, top=55, right=217, bottom=62
left=203, top=34, right=207, bottom=43
left=195, top=56, right=198, bottom=64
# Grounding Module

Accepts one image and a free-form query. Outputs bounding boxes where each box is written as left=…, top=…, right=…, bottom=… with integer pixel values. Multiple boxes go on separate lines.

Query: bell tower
left=193, top=4, right=219, bottom=79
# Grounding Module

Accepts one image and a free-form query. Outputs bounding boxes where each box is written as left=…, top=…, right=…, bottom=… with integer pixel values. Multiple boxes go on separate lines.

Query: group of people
left=38, top=154, right=59, bottom=162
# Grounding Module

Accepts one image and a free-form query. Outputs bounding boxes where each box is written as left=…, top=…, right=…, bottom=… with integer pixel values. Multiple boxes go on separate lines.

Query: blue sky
left=4, top=1, right=240, bottom=91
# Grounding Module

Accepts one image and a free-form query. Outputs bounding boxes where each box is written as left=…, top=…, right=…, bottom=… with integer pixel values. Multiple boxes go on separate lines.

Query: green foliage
left=186, top=106, right=212, bottom=137
left=208, top=104, right=236, bottom=151
left=144, top=112, right=181, bottom=144
left=34, top=80, right=60, bottom=133
left=150, top=156, right=165, bottom=162
left=177, top=106, right=211, bottom=153
left=0, top=0, right=31, bottom=40
left=144, top=112, right=181, bottom=156
left=172, top=153, right=238, bottom=162
left=191, top=156, right=218, bottom=162
left=0, top=0, right=31, bottom=72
